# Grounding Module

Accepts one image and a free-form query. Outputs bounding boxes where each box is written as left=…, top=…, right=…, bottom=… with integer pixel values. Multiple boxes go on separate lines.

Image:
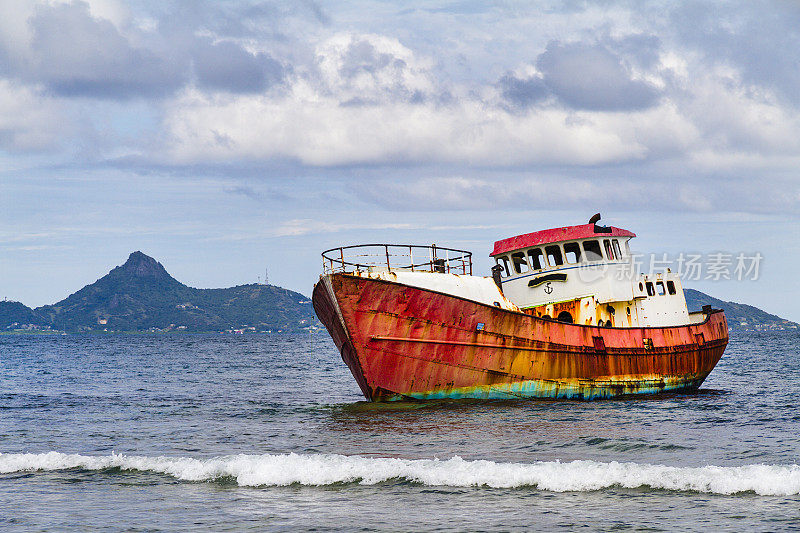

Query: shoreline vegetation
left=2, top=251, right=797, bottom=334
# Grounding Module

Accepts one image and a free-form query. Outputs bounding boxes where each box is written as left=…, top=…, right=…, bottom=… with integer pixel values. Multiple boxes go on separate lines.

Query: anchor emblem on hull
left=544, top=282, right=553, bottom=294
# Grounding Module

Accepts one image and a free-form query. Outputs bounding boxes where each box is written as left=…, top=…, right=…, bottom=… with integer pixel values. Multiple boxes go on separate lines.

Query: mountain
left=0, top=300, right=48, bottom=330
left=26, top=251, right=313, bottom=332
left=684, top=288, right=798, bottom=331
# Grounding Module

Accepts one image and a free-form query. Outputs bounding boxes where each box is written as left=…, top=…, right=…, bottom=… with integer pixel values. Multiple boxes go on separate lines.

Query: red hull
left=313, top=273, right=728, bottom=401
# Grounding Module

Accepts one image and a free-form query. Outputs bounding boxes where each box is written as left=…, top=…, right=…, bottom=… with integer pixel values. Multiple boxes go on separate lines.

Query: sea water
left=0, top=331, right=798, bottom=531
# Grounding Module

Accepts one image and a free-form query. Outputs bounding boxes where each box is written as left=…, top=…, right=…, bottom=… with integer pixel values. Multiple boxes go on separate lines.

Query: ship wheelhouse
left=491, top=219, right=696, bottom=328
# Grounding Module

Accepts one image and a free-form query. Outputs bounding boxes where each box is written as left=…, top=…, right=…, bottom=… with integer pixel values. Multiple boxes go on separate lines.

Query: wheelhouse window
left=656, top=281, right=666, bottom=296
left=582, top=240, right=603, bottom=261
left=511, top=251, right=529, bottom=274
left=527, top=248, right=545, bottom=270
left=603, top=239, right=615, bottom=260
left=646, top=281, right=655, bottom=296
left=496, top=256, right=510, bottom=277
left=563, top=242, right=582, bottom=264
left=545, top=245, right=563, bottom=267
left=613, top=239, right=622, bottom=259
left=667, top=280, right=677, bottom=295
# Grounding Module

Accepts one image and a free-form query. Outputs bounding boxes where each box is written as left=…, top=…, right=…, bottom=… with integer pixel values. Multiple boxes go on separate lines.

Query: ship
left=312, top=214, right=728, bottom=401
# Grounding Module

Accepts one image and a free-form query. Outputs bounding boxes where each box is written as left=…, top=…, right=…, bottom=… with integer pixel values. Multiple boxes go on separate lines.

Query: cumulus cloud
left=314, top=33, right=438, bottom=104
left=0, top=1, right=289, bottom=99
left=1, top=1, right=800, bottom=215
left=17, top=1, right=185, bottom=98
left=161, top=29, right=720, bottom=168
left=536, top=41, right=661, bottom=111
left=0, top=80, right=64, bottom=151
left=154, top=14, right=800, bottom=182
left=192, top=39, right=285, bottom=94
left=498, top=72, right=549, bottom=110
left=499, top=38, right=662, bottom=112
left=161, top=85, right=656, bottom=166
left=668, top=1, right=800, bottom=107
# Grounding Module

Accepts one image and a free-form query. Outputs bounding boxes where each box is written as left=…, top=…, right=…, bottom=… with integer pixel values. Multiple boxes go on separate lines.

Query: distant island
left=683, top=289, right=797, bottom=332
left=1, top=252, right=313, bottom=333
left=1, top=252, right=797, bottom=333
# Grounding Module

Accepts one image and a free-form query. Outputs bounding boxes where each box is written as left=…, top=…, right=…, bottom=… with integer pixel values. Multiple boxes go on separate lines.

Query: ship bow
left=313, top=275, right=374, bottom=400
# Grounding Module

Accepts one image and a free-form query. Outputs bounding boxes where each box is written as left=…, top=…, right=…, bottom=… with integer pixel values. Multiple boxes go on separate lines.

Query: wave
left=1, top=452, right=799, bottom=495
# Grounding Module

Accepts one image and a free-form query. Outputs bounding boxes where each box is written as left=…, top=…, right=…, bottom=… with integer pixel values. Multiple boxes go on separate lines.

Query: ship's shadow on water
left=308, top=386, right=749, bottom=464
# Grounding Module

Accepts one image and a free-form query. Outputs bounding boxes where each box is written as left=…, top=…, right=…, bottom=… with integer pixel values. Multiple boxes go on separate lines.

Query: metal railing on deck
left=321, top=244, right=473, bottom=275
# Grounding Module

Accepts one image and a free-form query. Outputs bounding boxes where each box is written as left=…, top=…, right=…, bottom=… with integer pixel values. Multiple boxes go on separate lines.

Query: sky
left=1, top=0, right=799, bottom=321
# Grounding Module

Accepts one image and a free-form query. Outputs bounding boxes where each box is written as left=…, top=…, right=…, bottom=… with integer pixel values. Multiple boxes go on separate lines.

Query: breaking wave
left=2, top=452, right=799, bottom=495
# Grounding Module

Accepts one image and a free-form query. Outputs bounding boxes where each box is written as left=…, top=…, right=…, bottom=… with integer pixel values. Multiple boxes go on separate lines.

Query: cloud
left=314, top=32, right=438, bottom=103
left=161, top=86, right=657, bottom=166
left=19, top=1, right=186, bottom=98
left=535, top=41, right=661, bottom=111
left=498, top=72, right=549, bottom=110
left=353, top=174, right=800, bottom=215
left=356, top=176, right=645, bottom=211
left=222, top=185, right=263, bottom=200
left=499, top=35, right=664, bottom=112
left=610, top=33, right=662, bottom=71
left=0, top=80, right=64, bottom=151
left=160, top=31, right=677, bottom=167
left=2, top=1, right=800, bottom=218
left=0, top=1, right=289, bottom=99
left=192, top=39, right=285, bottom=94
left=668, top=1, right=800, bottom=106
left=273, top=219, right=414, bottom=237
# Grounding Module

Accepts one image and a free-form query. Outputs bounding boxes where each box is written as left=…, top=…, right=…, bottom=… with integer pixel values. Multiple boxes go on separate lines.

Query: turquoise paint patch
left=384, top=374, right=709, bottom=401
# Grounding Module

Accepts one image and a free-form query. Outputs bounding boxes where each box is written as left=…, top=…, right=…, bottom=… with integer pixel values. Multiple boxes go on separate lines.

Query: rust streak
left=371, top=335, right=547, bottom=352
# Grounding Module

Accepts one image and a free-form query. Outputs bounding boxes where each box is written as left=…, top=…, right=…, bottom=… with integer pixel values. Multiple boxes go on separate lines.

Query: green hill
left=0, top=300, right=48, bottom=330
left=24, top=251, right=312, bottom=332
left=684, top=288, right=798, bottom=331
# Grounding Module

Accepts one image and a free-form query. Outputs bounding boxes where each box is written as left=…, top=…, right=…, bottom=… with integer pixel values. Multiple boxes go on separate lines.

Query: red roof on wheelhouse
left=491, top=221, right=636, bottom=257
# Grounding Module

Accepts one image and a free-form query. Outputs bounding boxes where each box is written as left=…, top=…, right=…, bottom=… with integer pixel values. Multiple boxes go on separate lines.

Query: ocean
left=1, top=331, right=798, bottom=531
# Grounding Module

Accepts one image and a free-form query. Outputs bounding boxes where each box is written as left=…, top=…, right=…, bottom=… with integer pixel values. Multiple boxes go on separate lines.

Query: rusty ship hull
left=313, top=273, right=728, bottom=401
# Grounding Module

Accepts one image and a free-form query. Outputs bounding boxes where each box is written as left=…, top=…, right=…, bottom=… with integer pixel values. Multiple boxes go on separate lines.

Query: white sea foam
left=1, top=452, right=799, bottom=495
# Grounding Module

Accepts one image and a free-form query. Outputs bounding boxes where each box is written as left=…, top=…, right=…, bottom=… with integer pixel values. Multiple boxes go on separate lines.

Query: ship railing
left=321, top=244, right=473, bottom=276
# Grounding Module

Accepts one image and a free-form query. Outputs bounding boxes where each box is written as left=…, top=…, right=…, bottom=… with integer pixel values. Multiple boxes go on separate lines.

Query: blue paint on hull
left=383, top=374, right=710, bottom=401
